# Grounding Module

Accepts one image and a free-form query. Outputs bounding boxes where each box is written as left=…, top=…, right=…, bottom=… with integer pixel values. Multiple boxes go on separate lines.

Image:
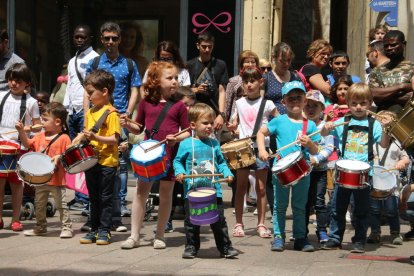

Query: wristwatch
left=125, top=111, right=132, bottom=118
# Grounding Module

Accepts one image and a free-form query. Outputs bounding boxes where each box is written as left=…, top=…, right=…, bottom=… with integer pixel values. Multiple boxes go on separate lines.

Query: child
left=35, top=91, right=50, bottom=114
left=227, top=66, right=278, bottom=238
left=303, top=90, right=334, bottom=243
left=324, top=76, right=352, bottom=122
left=0, top=63, right=41, bottom=231
left=321, top=83, right=391, bottom=253
left=176, top=86, right=196, bottom=109
left=120, top=61, right=190, bottom=250
left=16, top=102, right=73, bottom=238
left=174, top=103, right=238, bottom=258
left=367, top=110, right=410, bottom=245
left=78, top=69, right=120, bottom=245
left=257, top=80, right=320, bottom=252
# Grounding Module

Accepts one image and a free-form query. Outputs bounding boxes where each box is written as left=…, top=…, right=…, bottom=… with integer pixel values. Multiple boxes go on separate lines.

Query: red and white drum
left=61, top=144, right=98, bottom=174
left=272, top=151, right=311, bottom=187
left=0, top=141, right=20, bottom=177
left=335, top=160, right=370, bottom=189
left=130, top=139, right=169, bottom=182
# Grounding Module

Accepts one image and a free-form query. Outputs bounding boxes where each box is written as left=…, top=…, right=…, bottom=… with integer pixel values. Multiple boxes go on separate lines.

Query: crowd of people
left=1, top=21, right=414, bottom=262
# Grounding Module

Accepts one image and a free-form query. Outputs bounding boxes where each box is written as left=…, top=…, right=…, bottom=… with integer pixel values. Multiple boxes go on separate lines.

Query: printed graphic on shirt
left=344, top=129, right=368, bottom=159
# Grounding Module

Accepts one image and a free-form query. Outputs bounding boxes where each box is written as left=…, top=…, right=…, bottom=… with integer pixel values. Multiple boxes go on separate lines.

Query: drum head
left=130, top=140, right=165, bottom=163
left=336, top=160, right=370, bottom=171
left=372, top=165, right=397, bottom=190
left=221, top=139, right=250, bottom=151
left=18, top=152, right=54, bottom=175
left=273, top=151, right=302, bottom=171
left=67, top=158, right=98, bottom=174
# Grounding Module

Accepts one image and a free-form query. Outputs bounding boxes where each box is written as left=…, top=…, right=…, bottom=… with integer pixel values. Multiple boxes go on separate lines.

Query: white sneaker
left=253, top=208, right=258, bottom=215
left=121, top=236, right=139, bottom=249
left=116, top=225, right=128, bottom=232
left=346, top=211, right=351, bottom=223
left=153, top=238, right=166, bottom=249
left=60, top=229, right=73, bottom=238
left=24, top=229, right=47, bottom=236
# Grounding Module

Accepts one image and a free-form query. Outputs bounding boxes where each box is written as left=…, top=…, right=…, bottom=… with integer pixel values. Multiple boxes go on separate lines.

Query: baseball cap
left=306, top=90, right=325, bottom=106
left=281, top=81, right=306, bottom=96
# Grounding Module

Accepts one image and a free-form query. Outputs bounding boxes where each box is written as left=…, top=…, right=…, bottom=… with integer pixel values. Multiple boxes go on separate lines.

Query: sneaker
left=404, top=229, right=414, bottom=240
left=10, top=221, right=23, bottom=232
left=60, top=229, right=73, bottom=238
left=0, top=218, right=3, bottom=229
left=80, top=231, right=97, bottom=244
left=294, top=238, right=315, bottom=252
left=111, top=222, right=127, bottom=232
left=81, top=209, right=90, bottom=217
left=24, top=229, right=47, bottom=236
left=367, top=232, right=381, bottom=244
left=320, top=239, right=341, bottom=250
left=345, top=211, right=351, bottom=223
left=289, top=236, right=295, bottom=241
left=69, top=202, right=87, bottom=211
left=391, top=233, right=403, bottom=245
left=410, top=255, right=414, bottom=265
left=271, top=236, right=285, bottom=252
left=253, top=208, right=258, bottom=215
left=350, top=242, right=365, bottom=253
left=165, top=221, right=174, bottom=233
left=121, top=236, right=139, bottom=249
left=153, top=238, right=166, bottom=249
left=80, top=221, right=92, bottom=232
left=182, top=245, right=198, bottom=259
left=121, top=205, right=131, bottom=217
left=96, top=231, right=111, bottom=245
left=317, top=230, right=329, bottom=243
left=220, top=246, right=238, bottom=258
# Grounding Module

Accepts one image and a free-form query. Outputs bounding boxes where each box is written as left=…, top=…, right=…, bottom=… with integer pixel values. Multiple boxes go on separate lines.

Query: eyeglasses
left=102, top=36, right=119, bottom=42
left=261, top=66, right=272, bottom=71
left=199, top=44, right=213, bottom=50
left=159, top=57, right=174, bottom=62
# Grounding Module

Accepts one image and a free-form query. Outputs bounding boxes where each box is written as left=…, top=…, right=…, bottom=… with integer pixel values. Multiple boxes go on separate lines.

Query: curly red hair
left=144, top=61, right=178, bottom=103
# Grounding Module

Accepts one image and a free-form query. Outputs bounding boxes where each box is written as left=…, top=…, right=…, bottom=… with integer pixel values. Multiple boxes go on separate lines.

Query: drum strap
left=0, top=91, right=27, bottom=123
left=74, top=50, right=85, bottom=86
left=90, top=108, right=112, bottom=133
left=376, top=143, right=391, bottom=166
left=41, top=133, right=63, bottom=154
left=252, top=97, right=267, bottom=140
left=341, top=115, right=375, bottom=161
left=145, top=101, right=173, bottom=139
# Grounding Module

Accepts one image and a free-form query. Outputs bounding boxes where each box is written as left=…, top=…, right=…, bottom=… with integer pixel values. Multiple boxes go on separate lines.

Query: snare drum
left=335, top=160, right=370, bottom=189
left=220, top=139, right=256, bottom=170
left=130, top=139, right=169, bottom=182
left=17, top=152, right=54, bottom=185
left=371, top=165, right=397, bottom=199
left=385, top=102, right=414, bottom=150
left=61, top=144, right=98, bottom=174
left=0, top=141, right=20, bottom=177
left=272, top=151, right=311, bottom=187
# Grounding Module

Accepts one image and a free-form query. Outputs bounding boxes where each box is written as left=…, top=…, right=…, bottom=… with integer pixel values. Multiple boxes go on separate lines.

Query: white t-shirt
left=232, top=97, right=276, bottom=147
left=0, top=92, right=40, bottom=144
left=142, top=68, right=191, bottom=86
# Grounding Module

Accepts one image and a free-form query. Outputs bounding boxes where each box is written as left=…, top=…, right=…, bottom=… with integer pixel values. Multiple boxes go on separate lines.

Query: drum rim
left=272, top=151, right=304, bottom=172
left=17, top=152, right=55, bottom=175
left=66, top=157, right=98, bottom=174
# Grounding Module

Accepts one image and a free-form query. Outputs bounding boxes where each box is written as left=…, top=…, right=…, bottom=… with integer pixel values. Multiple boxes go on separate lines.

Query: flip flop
left=232, top=223, right=245, bottom=237
left=256, top=224, right=272, bottom=238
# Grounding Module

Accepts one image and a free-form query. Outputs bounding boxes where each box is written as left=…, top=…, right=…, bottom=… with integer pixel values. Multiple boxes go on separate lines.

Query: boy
left=257, top=81, right=320, bottom=252
left=174, top=103, right=238, bottom=259
left=78, top=69, right=120, bottom=245
left=321, top=83, right=391, bottom=253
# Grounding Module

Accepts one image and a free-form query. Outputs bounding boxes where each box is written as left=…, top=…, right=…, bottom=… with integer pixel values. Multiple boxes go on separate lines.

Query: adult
left=369, top=30, right=414, bottom=113
left=140, top=40, right=190, bottom=99
left=301, top=39, right=333, bottom=100
left=327, top=51, right=361, bottom=86
left=64, top=25, right=99, bottom=216
left=187, top=31, right=229, bottom=129
left=366, top=40, right=390, bottom=70
left=119, top=21, right=149, bottom=78
left=85, top=22, right=141, bottom=231
left=365, top=24, right=389, bottom=81
left=0, top=29, right=24, bottom=92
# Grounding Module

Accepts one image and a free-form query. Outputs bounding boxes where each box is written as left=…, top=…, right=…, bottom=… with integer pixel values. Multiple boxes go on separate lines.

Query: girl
left=121, top=61, right=190, bottom=250
left=324, top=76, right=353, bottom=122
left=228, top=66, right=278, bottom=238
left=0, top=63, right=41, bottom=231
left=16, top=102, right=73, bottom=238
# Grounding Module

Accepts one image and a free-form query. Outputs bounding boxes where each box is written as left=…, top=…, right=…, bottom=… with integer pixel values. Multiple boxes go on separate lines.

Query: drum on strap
left=272, top=151, right=311, bottom=187
left=130, top=140, right=169, bottom=182
left=220, top=139, right=256, bottom=170
left=0, top=141, right=20, bottom=177
left=17, top=152, right=54, bottom=185
left=335, top=160, right=370, bottom=189
left=384, top=103, right=414, bottom=150
left=61, top=144, right=98, bottom=174
left=371, top=165, right=397, bottom=199
left=187, top=187, right=219, bottom=225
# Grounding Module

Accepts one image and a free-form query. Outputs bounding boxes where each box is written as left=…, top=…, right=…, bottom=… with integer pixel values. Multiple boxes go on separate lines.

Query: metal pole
left=7, top=0, right=16, bottom=52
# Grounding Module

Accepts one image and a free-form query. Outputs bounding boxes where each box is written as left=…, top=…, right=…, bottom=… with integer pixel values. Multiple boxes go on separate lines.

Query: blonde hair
left=346, top=83, right=373, bottom=103
left=188, top=103, right=215, bottom=123
left=306, top=39, right=333, bottom=60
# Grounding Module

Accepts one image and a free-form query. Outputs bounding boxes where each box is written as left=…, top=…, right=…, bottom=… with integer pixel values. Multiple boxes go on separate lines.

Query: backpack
left=294, top=64, right=312, bottom=91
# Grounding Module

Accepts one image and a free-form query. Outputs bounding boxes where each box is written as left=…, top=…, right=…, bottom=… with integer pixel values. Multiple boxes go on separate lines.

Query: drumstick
left=144, top=127, right=191, bottom=153
left=269, top=121, right=349, bottom=158
left=380, top=168, right=400, bottom=173
left=0, top=124, right=43, bottom=135
left=212, top=178, right=229, bottom=184
left=125, top=116, right=143, bottom=128
left=182, top=173, right=223, bottom=179
left=366, top=110, right=386, bottom=120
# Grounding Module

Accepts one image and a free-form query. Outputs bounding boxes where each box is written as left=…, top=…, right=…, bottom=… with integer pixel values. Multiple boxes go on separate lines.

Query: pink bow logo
left=192, top=12, right=232, bottom=34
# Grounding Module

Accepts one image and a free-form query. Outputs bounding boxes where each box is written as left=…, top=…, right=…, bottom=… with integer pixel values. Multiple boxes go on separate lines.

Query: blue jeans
left=369, top=195, right=400, bottom=234
left=118, top=152, right=129, bottom=206
left=68, top=110, right=84, bottom=140
left=112, top=170, right=122, bottom=224
left=329, top=181, right=371, bottom=244
left=306, top=170, right=329, bottom=234
left=273, top=174, right=310, bottom=239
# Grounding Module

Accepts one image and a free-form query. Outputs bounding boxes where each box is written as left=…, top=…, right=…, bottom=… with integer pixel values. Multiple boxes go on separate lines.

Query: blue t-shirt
left=267, top=114, right=320, bottom=160
left=173, top=137, right=233, bottom=198
left=86, top=53, right=141, bottom=113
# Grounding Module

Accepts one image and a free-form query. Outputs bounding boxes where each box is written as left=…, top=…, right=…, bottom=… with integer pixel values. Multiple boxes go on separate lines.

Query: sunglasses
left=260, top=66, right=272, bottom=71
left=102, top=36, right=119, bottom=42
left=159, top=57, right=174, bottom=62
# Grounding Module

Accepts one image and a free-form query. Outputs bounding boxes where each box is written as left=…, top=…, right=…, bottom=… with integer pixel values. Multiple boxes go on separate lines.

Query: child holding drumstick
left=16, top=102, right=73, bottom=238
left=120, top=61, right=190, bottom=250
left=174, top=103, right=238, bottom=259
left=257, top=80, right=320, bottom=252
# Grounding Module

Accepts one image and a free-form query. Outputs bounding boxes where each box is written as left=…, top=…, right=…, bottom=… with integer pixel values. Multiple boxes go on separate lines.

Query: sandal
left=256, top=224, right=272, bottom=238
left=232, top=223, right=245, bottom=237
